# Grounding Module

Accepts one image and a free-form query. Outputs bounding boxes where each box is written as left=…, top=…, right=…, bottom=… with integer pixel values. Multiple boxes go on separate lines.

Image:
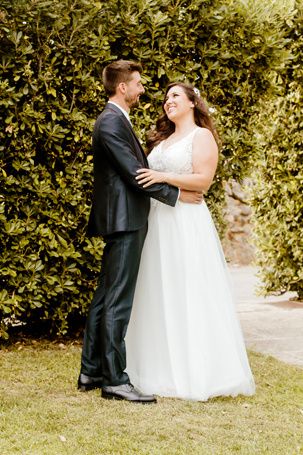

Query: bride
left=125, top=82, right=255, bottom=401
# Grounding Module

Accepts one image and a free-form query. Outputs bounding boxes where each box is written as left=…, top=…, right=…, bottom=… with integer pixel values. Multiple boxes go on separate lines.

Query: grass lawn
left=0, top=340, right=302, bottom=455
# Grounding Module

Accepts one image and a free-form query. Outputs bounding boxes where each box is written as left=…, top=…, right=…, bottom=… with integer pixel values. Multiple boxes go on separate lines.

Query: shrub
left=249, top=2, right=303, bottom=299
left=0, top=0, right=108, bottom=338
left=0, top=0, right=295, bottom=338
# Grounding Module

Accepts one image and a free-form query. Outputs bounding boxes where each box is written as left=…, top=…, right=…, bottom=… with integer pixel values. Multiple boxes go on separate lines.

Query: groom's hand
left=179, top=189, right=203, bottom=204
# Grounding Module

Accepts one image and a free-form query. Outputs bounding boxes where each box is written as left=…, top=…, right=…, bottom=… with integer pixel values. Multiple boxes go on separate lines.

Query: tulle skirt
left=125, top=200, right=255, bottom=401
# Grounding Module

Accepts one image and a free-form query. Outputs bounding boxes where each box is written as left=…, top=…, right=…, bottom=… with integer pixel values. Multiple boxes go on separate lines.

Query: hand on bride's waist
left=179, top=189, right=203, bottom=204
left=136, top=168, right=203, bottom=205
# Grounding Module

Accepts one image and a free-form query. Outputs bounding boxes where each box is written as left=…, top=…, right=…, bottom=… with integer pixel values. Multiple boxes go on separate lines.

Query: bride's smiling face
left=163, top=86, right=194, bottom=122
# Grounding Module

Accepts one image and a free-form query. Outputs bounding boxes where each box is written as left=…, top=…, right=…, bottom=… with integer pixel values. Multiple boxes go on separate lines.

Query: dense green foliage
left=249, top=2, right=303, bottom=299
left=0, top=0, right=296, bottom=338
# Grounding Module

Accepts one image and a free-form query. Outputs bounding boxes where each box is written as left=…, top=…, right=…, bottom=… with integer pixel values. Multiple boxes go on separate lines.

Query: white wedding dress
left=125, top=128, right=255, bottom=401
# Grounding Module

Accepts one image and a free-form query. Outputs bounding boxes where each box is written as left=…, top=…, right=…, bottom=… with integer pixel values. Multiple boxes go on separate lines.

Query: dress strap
left=190, top=127, right=200, bottom=137
left=187, top=127, right=200, bottom=145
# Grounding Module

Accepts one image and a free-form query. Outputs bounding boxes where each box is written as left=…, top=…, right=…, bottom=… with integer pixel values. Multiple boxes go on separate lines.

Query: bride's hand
left=136, top=168, right=167, bottom=187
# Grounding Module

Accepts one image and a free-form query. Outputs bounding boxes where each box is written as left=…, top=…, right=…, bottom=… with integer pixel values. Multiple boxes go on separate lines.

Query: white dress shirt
left=108, top=101, right=132, bottom=125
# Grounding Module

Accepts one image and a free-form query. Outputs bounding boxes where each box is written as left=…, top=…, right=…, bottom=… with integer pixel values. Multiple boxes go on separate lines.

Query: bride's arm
left=167, top=128, right=218, bottom=192
left=136, top=128, right=218, bottom=193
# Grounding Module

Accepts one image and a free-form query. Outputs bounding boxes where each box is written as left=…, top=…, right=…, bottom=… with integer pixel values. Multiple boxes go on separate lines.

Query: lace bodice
left=148, top=128, right=199, bottom=175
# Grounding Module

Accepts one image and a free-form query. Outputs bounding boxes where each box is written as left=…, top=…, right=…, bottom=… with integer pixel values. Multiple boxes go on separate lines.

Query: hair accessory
left=193, top=87, right=200, bottom=97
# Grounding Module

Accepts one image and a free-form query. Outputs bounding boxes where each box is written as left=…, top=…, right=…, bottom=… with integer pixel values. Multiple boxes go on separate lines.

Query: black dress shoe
left=77, top=373, right=103, bottom=392
left=101, top=383, right=157, bottom=403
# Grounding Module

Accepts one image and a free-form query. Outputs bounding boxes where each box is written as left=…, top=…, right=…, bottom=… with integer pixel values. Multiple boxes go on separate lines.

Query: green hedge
left=0, top=0, right=295, bottom=338
left=249, top=2, right=303, bottom=299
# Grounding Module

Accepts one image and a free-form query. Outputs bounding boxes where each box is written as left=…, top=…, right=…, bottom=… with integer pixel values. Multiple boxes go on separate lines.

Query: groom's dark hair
left=102, top=60, right=143, bottom=97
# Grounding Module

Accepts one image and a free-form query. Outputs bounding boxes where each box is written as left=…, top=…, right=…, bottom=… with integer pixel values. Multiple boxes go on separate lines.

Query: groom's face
left=124, top=71, right=145, bottom=108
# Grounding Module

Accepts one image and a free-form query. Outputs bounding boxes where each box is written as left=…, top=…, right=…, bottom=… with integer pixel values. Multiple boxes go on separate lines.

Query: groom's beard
left=125, top=94, right=141, bottom=109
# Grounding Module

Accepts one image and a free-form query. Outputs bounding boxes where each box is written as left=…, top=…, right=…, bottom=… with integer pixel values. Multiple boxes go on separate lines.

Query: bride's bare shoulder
left=195, top=127, right=215, bottom=138
left=194, top=127, right=217, bottom=147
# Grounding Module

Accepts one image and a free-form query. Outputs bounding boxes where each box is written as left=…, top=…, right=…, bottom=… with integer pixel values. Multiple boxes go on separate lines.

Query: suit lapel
left=121, top=115, right=148, bottom=167
left=105, top=103, right=148, bottom=167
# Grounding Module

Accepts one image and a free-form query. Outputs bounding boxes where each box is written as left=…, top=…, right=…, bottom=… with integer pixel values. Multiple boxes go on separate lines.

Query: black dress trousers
left=81, top=224, right=148, bottom=386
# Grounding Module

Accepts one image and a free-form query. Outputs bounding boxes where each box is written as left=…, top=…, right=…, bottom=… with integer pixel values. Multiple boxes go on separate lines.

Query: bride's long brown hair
left=146, top=82, right=219, bottom=154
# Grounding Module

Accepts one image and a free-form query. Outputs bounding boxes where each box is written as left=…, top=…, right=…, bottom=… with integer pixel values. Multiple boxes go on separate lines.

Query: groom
left=78, top=60, right=201, bottom=403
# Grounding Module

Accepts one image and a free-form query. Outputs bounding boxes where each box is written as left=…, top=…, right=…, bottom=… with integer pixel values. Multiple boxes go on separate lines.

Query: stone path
left=230, top=265, right=303, bottom=368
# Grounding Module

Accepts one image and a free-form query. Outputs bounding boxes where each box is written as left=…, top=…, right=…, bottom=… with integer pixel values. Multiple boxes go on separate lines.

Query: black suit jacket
left=87, top=103, right=178, bottom=236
